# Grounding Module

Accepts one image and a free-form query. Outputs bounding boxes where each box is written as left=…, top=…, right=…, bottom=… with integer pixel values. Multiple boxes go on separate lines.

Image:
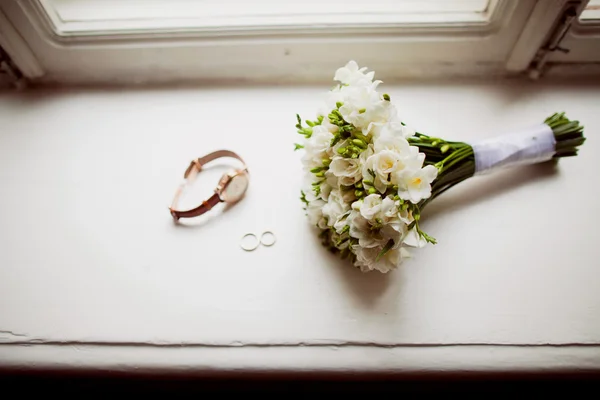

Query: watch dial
left=223, top=173, right=248, bottom=203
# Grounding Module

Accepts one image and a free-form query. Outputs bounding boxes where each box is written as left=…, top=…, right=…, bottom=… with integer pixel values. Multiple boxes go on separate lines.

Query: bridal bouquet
left=296, top=61, right=585, bottom=273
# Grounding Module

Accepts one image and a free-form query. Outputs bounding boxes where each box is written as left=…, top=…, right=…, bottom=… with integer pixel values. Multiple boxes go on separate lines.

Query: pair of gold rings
left=240, top=231, right=276, bottom=251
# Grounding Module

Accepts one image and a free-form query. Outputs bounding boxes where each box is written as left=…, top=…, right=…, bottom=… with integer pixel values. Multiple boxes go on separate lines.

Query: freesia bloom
left=360, top=194, right=383, bottom=220
left=334, top=60, right=375, bottom=87
left=307, top=199, right=328, bottom=230
left=352, top=245, right=410, bottom=273
left=301, top=125, right=334, bottom=170
left=321, top=190, right=350, bottom=228
left=329, top=156, right=362, bottom=185
left=395, top=165, right=438, bottom=203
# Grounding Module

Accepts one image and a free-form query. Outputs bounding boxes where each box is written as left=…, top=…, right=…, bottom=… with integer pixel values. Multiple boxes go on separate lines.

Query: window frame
left=1, top=0, right=596, bottom=85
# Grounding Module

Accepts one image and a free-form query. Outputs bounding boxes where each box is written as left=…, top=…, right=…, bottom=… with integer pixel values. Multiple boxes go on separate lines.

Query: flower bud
left=352, top=139, right=367, bottom=149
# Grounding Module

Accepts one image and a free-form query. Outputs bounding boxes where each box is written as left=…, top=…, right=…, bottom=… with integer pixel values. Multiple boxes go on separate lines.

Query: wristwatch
left=169, top=150, right=249, bottom=220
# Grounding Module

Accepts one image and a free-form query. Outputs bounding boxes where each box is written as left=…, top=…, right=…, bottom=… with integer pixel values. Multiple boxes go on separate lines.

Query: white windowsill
left=1, top=80, right=599, bottom=374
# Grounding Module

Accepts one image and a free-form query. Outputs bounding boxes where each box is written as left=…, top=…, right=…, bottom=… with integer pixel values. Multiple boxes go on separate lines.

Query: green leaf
left=376, top=239, right=395, bottom=261
left=294, top=143, right=304, bottom=151
left=296, top=114, right=302, bottom=125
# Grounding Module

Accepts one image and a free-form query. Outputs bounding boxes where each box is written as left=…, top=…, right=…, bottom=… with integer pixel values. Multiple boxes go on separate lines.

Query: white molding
left=0, top=8, right=43, bottom=79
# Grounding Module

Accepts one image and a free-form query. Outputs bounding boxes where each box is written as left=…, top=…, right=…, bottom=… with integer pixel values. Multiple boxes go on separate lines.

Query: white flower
left=322, top=190, right=350, bottom=228
left=403, top=228, right=427, bottom=248
left=334, top=213, right=350, bottom=234
left=380, top=197, right=406, bottom=234
left=398, top=206, right=414, bottom=225
left=329, top=156, right=361, bottom=186
left=301, top=125, right=333, bottom=170
left=361, top=153, right=387, bottom=194
left=332, top=138, right=349, bottom=156
left=352, top=245, right=409, bottom=273
left=400, top=124, right=416, bottom=138
left=323, top=87, right=345, bottom=114
left=320, top=115, right=339, bottom=134
left=374, top=132, right=424, bottom=174
left=374, top=130, right=411, bottom=154
left=362, top=150, right=407, bottom=193
left=359, top=143, right=374, bottom=163
left=303, top=171, right=333, bottom=202
left=359, top=195, right=407, bottom=234
left=307, top=199, right=328, bottom=230
left=318, top=171, right=338, bottom=201
left=395, top=165, right=438, bottom=203
left=363, top=107, right=402, bottom=139
left=360, top=194, right=382, bottom=220
left=377, top=121, right=416, bottom=140
left=348, top=210, right=398, bottom=249
left=334, top=60, right=375, bottom=87
left=339, top=85, right=392, bottom=130
left=373, top=150, right=403, bottom=177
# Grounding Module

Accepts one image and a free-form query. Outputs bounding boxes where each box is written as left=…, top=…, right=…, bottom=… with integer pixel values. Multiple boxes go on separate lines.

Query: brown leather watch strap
left=169, top=150, right=247, bottom=220
left=170, top=192, right=221, bottom=220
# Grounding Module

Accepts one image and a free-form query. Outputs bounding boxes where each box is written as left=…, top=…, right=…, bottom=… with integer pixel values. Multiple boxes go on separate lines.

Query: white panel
left=44, top=0, right=491, bottom=32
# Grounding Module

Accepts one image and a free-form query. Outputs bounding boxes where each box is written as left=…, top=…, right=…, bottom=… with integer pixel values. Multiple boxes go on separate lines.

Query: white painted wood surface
left=1, top=81, right=599, bottom=373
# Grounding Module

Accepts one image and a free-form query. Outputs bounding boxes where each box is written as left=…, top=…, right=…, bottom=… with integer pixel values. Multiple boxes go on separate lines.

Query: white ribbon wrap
left=472, top=124, right=556, bottom=175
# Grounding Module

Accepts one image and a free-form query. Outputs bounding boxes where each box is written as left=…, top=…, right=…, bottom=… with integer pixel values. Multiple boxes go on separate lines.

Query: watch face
left=222, top=172, right=248, bottom=203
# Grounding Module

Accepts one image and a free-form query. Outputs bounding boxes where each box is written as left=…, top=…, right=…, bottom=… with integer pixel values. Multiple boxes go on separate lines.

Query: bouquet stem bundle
left=414, top=112, right=585, bottom=210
